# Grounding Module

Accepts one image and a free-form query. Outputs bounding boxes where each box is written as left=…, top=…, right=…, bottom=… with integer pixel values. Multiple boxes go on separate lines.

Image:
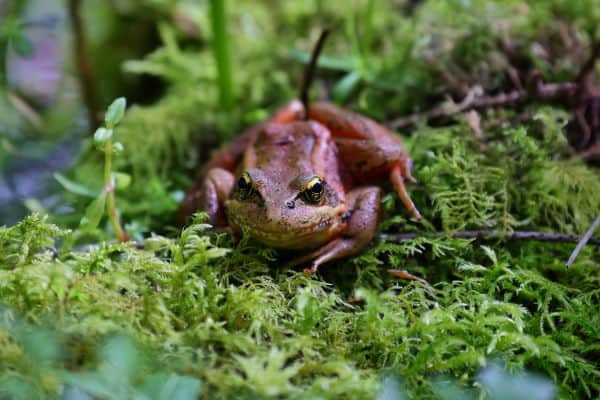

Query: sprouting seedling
left=80, top=97, right=129, bottom=242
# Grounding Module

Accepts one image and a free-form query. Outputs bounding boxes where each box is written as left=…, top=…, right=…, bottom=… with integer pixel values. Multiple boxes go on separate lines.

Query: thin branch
left=387, top=88, right=523, bottom=129
left=579, top=143, right=600, bottom=160
left=387, top=80, right=577, bottom=130
left=380, top=230, right=600, bottom=245
left=300, top=29, right=330, bottom=117
left=575, top=40, right=600, bottom=86
left=67, top=0, right=100, bottom=132
left=7, top=91, right=43, bottom=130
left=566, top=215, right=600, bottom=268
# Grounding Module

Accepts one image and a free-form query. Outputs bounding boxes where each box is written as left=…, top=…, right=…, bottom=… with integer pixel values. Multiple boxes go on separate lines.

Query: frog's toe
left=303, top=264, right=319, bottom=275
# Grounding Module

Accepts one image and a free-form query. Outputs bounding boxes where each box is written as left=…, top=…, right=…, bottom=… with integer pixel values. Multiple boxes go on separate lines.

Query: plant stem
left=104, top=139, right=127, bottom=242
left=380, top=230, right=600, bottom=245
left=300, top=29, right=330, bottom=116
left=209, top=0, right=234, bottom=110
left=67, top=0, right=100, bottom=132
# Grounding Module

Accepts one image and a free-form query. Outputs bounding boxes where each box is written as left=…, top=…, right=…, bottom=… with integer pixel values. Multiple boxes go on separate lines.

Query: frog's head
left=225, top=168, right=346, bottom=249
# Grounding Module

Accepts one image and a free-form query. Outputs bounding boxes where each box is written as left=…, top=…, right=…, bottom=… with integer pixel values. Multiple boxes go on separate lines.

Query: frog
left=177, top=99, right=421, bottom=274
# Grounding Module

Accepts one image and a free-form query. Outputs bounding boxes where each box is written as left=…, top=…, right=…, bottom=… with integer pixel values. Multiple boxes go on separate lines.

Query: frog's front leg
left=197, top=167, right=234, bottom=226
left=287, top=186, right=382, bottom=275
left=308, top=102, right=421, bottom=220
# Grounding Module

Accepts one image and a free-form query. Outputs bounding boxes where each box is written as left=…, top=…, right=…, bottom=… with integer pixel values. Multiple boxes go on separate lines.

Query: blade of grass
left=209, top=0, right=234, bottom=110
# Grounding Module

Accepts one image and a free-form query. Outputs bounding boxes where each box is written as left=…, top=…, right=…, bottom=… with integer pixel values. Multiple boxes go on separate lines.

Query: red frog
left=178, top=100, right=421, bottom=274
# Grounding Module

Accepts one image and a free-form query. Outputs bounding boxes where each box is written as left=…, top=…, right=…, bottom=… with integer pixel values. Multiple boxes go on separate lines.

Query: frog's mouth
left=227, top=211, right=345, bottom=250
left=251, top=220, right=342, bottom=249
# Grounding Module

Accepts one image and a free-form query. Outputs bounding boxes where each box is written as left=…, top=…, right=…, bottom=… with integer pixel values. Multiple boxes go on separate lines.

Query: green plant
left=0, top=0, right=32, bottom=85
left=82, top=97, right=129, bottom=241
left=209, top=0, right=234, bottom=110
left=0, top=307, right=202, bottom=400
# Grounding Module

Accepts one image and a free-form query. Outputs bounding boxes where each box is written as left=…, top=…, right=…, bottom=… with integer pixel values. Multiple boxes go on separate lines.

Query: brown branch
left=387, top=88, right=524, bottom=129
left=387, top=81, right=577, bottom=130
left=566, top=215, right=600, bottom=268
left=575, top=40, right=600, bottom=86
left=67, top=0, right=100, bottom=132
left=579, top=143, right=600, bottom=160
left=379, top=230, right=600, bottom=245
left=300, top=29, right=330, bottom=117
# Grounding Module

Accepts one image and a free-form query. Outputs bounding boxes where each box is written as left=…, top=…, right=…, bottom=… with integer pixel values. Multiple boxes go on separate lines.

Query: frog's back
left=245, top=121, right=345, bottom=194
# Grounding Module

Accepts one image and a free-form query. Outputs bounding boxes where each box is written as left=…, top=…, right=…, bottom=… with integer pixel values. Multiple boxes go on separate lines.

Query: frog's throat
left=228, top=213, right=345, bottom=249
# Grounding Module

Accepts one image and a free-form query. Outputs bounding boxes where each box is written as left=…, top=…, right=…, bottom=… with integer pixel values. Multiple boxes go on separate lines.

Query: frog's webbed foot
left=286, top=186, right=382, bottom=275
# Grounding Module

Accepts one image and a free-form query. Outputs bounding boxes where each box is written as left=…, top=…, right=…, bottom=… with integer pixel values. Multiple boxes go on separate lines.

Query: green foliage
left=209, top=0, right=234, bottom=110
left=0, top=310, right=201, bottom=400
left=78, top=98, right=130, bottom=241
left=378, top=365, right=556, bottom=400
left=1, top=210, right=599, bottom=398
left=104, top=97, right=127, bottom=128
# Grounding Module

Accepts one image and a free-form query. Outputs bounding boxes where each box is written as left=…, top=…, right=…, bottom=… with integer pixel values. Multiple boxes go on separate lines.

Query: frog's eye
left=301, top=176, right=324, bottom=204
left=237, top=172, right=254, bottom=198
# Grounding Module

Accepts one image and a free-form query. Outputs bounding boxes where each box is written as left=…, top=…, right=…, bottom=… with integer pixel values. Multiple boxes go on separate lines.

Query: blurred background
left=1, top=0, right=598, bottom=231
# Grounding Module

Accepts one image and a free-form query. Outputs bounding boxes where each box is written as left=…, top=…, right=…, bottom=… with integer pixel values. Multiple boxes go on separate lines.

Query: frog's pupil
left=311, top=181, right=323, bottom=194
left=238, top=176, right=249, bottom=190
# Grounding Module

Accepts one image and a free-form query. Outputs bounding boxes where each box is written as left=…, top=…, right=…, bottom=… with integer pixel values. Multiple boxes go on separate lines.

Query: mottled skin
left=177, top=100, right=421, bottom=274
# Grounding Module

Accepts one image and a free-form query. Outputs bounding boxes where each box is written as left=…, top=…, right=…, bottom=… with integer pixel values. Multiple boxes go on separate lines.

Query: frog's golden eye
left=237, top=172, right=254, bottom=198
left=301, top=176, right=325, bottom=204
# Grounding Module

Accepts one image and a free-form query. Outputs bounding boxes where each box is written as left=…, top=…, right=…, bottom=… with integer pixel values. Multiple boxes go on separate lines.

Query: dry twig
left=380, top=230, right=600, bottom=245
left=566, top=215, right=600, bottom=268
left=387, top=80, right=577, bottom=130
left=300, top=29, right=330, bottom=117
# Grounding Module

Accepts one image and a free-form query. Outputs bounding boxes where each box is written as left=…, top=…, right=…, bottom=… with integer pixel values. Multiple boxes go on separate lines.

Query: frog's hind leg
left=287, top=186, right=382, bottom=275
left=390, top=161, right=421, bottom=220
left=307, top=102, right=421, bottom=220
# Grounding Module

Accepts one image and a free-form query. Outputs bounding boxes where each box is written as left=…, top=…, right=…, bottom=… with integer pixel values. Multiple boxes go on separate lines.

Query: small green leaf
left=431, top=376, right=476, bottom=400
left=23, top=198, right=46, bottom=214
left=80, top=191, right=107, bottom=230
left=112, top=141, right=124, bottom=154
left=93, top=127, right=113, bottom=146
left=60, top=372, right=116, bottom=399
left=113, top=172, right=131, bottom=190
left=333, top=71, right=361, bottom=104
left=11, top=32, right=33, bottom=57
left=480, top=245, right=498, bottom=266
left=61, top=385, right=95, bottom=400
left=378, top=375, right=406, bottom=400
left=104, top=97, right=127, bottom=127
left=20, top=327, right=62, bottom=365
left=54, top=173, right=97, bottom=197
left=101, top=335, right=140, bottom=383
left=139, top=373, right=202, bottom=400
left=288, top=48, right=355, bottom=71
left=478, top=364, right=555, bottom=400
left=243, top=108, right=269, bottom=124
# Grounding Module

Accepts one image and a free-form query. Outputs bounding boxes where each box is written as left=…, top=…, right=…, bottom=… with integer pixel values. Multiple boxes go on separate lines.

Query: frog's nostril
left=285, top=200, right=295, bottom=209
